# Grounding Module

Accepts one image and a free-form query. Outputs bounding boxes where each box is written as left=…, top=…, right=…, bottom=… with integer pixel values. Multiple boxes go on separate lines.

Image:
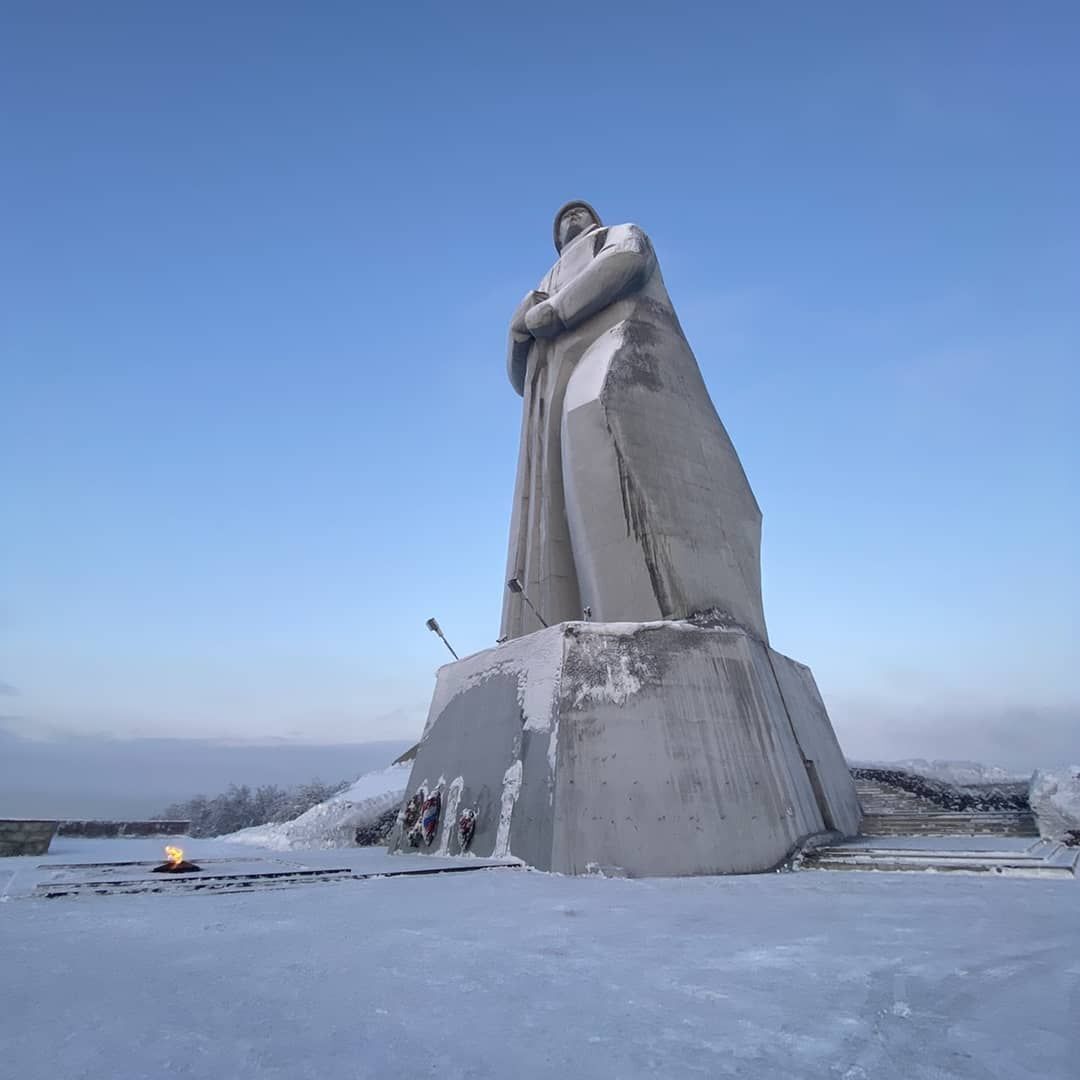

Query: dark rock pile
left=354, top=806, right=399, bottom=846
left=850, top=767, right=1030, bottom=813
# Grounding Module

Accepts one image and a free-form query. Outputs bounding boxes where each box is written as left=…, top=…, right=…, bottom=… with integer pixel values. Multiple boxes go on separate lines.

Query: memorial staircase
left=797, top=837, right=1078, bottom=878
left=855, top=778, right=1039, bottom=839
left=793, top=774, right=1074, bottom=878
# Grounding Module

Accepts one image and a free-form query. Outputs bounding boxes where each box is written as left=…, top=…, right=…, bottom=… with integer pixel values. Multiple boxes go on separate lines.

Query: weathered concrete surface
left=389, top=621, right=859, bottom=875
left=767, top=652, right=863, bottom=838
left=387, top=629, right=563, bottom=867
left=0, top=819, right=58, bottom=857
left=501, top=203, right=766, bottom=642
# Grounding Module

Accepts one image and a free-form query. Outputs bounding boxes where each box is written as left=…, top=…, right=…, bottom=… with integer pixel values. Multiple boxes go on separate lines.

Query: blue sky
left=3, top=3, right=1077, bottom=768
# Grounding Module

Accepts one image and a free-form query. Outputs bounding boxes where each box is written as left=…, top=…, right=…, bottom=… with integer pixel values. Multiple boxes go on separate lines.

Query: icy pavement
left=1, top=839, right=1078, bottom=1079
left=0, top=836, right=519, bottom=900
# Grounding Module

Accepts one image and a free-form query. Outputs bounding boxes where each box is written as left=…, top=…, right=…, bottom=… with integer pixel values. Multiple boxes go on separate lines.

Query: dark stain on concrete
left=606, top=318, right=664, bottom=394
left=600, top=299, right=689, bottom=398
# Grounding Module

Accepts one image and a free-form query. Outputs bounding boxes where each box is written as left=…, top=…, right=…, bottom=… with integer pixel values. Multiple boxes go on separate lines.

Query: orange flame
left=164, top=845, right=184, bottom=866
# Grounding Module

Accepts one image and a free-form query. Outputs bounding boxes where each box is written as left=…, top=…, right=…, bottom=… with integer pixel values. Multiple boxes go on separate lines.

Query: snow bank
left=1028, top=765, right=1080, bottom=842
left=222, top=763, right=409, bottom=851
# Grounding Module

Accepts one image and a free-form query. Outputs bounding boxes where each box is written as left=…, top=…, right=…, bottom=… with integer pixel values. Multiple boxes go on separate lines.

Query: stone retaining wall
left=56, top=819, right=190, bottom=838
left=0, top=819, right=59, bottom=856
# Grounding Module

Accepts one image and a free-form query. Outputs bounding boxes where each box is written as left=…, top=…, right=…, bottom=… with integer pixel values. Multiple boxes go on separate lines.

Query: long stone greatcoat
left=500, top=219, right=768, bottom=644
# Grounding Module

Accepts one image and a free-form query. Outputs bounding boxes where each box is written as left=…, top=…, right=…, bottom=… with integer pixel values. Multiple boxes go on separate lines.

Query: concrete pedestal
left=389, top=621, right=859, bottom=876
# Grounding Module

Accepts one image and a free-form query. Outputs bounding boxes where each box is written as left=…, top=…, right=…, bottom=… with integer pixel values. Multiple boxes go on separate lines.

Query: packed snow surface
left=222, top=763, right=409, bottom=850
left=1, top=837, right=1077, bottom=1079
left=1029, top=766, right=1080, bottom=840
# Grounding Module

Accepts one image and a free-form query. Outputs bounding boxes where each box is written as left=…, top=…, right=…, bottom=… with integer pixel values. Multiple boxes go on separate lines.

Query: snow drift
left=1028, top=766, right=1080, bottom=843
left=222, top=763, right=409, bottom=851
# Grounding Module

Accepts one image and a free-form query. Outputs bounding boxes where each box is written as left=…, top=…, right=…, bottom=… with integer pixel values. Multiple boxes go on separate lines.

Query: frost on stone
left=424, top=657, right=519, bottom=737
left=493, top=759, right=523, bottom=858
left=435, top=777, right=464, bottom=856
left=568, top=631, right=657, bottom=709
left=571, top=651, right=643, bottom=708
left=518, top=626, right=563, bottom=734
left=426, top=626, right=564, bottom=743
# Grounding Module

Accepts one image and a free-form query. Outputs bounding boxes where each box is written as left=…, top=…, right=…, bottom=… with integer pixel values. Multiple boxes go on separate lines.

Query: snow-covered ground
left=1, top=837, right=1077, bottom=1079
left=222, top=763, right=409, bottom=850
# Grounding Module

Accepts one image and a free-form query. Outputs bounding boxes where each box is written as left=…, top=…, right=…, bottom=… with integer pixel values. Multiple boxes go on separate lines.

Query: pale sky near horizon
left=3, top=3, right=1078, bottom=770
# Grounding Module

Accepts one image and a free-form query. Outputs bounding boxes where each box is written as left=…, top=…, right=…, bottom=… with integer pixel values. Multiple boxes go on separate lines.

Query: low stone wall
left=0, top=819, right=59, bottom=856
left=56, top=819, right=190, bottom=838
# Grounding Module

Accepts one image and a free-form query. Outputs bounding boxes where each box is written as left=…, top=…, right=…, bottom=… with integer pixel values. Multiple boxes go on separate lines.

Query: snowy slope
left=222, top=763, right=409, bottom=850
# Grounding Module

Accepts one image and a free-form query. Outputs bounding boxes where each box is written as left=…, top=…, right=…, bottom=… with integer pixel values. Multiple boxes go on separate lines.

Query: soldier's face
left=558, top=206, right=596, bottom=248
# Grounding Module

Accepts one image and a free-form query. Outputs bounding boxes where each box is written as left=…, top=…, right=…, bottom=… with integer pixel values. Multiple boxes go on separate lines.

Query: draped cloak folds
left=500, top=223, right=769, bottom=644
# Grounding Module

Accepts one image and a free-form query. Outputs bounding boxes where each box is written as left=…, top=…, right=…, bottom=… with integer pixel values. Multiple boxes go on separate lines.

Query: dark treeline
left=158, top=778, right=348, bottom=838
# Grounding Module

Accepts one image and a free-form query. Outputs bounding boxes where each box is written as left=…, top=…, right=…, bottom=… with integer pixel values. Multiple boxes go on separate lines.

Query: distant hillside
left=0, top=727, right=411, bottom=819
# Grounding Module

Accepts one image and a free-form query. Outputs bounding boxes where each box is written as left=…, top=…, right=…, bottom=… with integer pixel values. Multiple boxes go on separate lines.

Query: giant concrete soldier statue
left=390, top=200, right=861, bottom=876
left=501, top=200, right=768, bottom=644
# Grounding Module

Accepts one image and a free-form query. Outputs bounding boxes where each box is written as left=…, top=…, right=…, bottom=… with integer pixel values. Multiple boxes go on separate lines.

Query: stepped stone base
left=859, top=813, right=1039, bottom=838
left=855, top=779, right=1039, bottom=838
left=798, top=838, right=1077, bottom=878
left=389, top=620, right=860, bottom=876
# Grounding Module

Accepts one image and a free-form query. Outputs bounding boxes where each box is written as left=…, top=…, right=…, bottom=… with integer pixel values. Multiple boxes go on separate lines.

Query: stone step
left=860, top=813, right=1037, bottom=822
left=852, top=778, right=1033, bottom=823
left=852, top=775, right=1040, bottom=839
left=800, top=840, right=1077, bottom=879
left=806, top=856, right=1071, bottom=878
left=860, top=814, right=1039, bottom=838
left=854, top=780, right=940, bottom=814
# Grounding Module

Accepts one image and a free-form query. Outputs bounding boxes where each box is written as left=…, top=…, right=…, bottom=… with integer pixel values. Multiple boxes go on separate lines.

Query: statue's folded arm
left=507, top=328, right=531, bottom=396
left=505, top=226, right=655, bottom=396
left=550, top=226, right=656, bottom=330
left=507, top=290, right=550, bottom=396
